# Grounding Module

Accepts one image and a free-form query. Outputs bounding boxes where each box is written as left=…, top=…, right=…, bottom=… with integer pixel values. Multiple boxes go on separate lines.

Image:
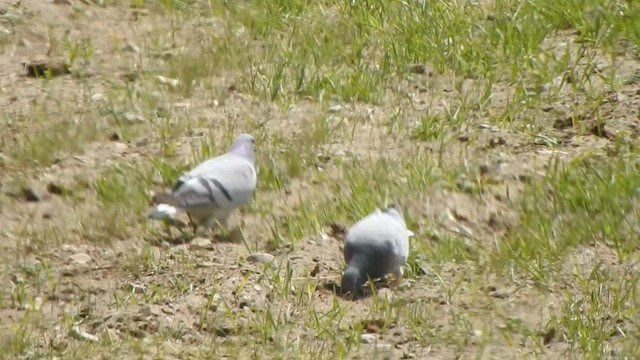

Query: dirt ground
left=2, top=0, right=640, bottom=359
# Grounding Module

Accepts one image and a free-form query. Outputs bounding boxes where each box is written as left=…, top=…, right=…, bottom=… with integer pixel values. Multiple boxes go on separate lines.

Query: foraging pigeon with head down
left=147, top=133, right=257, bottom=235
left=341, top=197, right=414, bottom=296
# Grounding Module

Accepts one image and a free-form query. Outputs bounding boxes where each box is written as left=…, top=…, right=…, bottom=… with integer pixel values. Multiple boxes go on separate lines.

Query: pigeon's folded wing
left=171, top=157, right=256, bottom=211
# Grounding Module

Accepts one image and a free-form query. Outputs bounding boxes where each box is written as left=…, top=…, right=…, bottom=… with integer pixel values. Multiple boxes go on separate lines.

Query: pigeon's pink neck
left=233, top=145, right=247, bottom=155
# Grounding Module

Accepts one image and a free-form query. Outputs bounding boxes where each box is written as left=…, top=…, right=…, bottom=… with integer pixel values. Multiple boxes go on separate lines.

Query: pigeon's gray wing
left=170, top=154, right=256, bottom=211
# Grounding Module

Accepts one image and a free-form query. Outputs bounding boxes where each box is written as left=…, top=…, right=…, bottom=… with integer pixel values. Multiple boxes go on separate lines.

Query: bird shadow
left=320, top=278, right=392, bottom=301
left=144, top=222, right=245, bottom=247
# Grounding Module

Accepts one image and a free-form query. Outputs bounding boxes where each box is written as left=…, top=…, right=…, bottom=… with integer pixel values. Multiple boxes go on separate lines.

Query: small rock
left=121, top=43, right=140, bottom=53
left=238, top=296, right=251, bottom=309
left=126, top=327, right=146, bottom=339
left=190, top=237, right=213, bottom=250
left=318, top=232, right=331, bottom=242
left=246, top=252, right=275, bottom=265
left=121, top=71, right=140, bottom=82
left=540, top=327, right=556, bottom=344
left=478, top=124, right=499, bottom=132
left=453, top=223, right=474, bottom=238
left=489, top=137, right=506, bottom=148
left=22, top=186, right=43, bottom=202
left=61, top=265, right=79, bottom=277
left=69, top=253, right=92, bottom=266
left=310, top=263, right=321, bottom=277
left=485, top=285, right=497, bottom=292
left=327, top=105, right=342, bottom=113
left=134, top=138, right=149, bottom=147
left=518, top=174, right=531, bottom=183
left=197, top=261, right=215, bottom=268
left=375, top=343, right=393, bottom=351
left=155, top=75, right=179, bottom=87
left=46, top=182, right=68, bottom=196
left=91, top=93, right=105, bottom=102
left=455, top=180, right=475, bottom=193
left=360, top=333, right=376, bottom=344
left=123, top=112, right=143, bottom=122
left=409, top=64, right=427, bottom=74
left=109, top=132, right=120, bottom=141
left=171, top=244, right=189, bottom=253
left=62, top=244, right=78, bottom=252
left=23, top=60, right=70, bottom=78
left=553, top=117, right=572, bottom=129
left=457, top=134, right=469, bottom=142
left=70, top=326, right=99, bottom=342
left=142, top=304, right=161, bottom=317
left=162, top=307, right=176, bottom=315
left=214, top=325, right=233, bottom=337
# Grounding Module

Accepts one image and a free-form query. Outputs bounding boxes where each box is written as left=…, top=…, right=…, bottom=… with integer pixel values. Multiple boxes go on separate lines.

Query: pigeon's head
left=341, top=266, right=366, bottom=297
left=228, top=133, right=256, bottom=162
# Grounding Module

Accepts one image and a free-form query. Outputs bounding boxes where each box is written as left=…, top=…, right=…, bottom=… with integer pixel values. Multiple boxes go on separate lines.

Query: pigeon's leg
left=186, top=213, right=198, bottom=234
left=390, top=266, right=404, bottom=288
left=196, top=216, right=217, bottom=239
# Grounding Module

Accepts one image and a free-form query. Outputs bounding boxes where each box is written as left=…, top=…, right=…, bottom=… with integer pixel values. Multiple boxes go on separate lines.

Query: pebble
left=408, top=64, right=427, bottom=74
left=156, top=75, right=179, bottom=87
left=70, top=326, right=99, bottom=342
left=22, top=186, right=43, bottom=202
left=124, top=112, right=143, bottom=122
left=121, top=43, right=140, bottom=53
left=46, top=182, right=67, bottom=196
left=69, top=253, right=92, bottom=266
left=246, top=252, right=275, bottom=265
left=91, top=93, right=105, bottom=102
left=190, top=237, right=213, bottom=250
left=360, top=333, right=376, bottom=344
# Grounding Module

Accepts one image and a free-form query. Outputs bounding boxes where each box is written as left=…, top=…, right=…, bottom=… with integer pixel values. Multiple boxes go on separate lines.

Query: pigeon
left=341, top=197, right=415, bottom=296
left=147, top=133, right=257, bottom=236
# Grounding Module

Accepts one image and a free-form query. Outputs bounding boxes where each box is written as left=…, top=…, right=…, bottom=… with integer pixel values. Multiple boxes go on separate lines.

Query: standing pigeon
left=147, top=133, right=257, bottom=236
left=341, top=197, right=415, bottom=296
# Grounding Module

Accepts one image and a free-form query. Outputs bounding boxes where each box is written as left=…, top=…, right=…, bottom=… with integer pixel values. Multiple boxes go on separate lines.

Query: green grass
left=2, top=0, right=640, bottom=359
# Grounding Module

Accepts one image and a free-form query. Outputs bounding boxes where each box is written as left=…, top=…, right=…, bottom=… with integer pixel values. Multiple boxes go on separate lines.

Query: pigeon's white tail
left=147, top=204, right=179, bottom=220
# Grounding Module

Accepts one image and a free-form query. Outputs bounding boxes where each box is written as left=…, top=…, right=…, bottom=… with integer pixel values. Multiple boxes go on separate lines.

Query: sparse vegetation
left=2, top=0, right=640, bottom=358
